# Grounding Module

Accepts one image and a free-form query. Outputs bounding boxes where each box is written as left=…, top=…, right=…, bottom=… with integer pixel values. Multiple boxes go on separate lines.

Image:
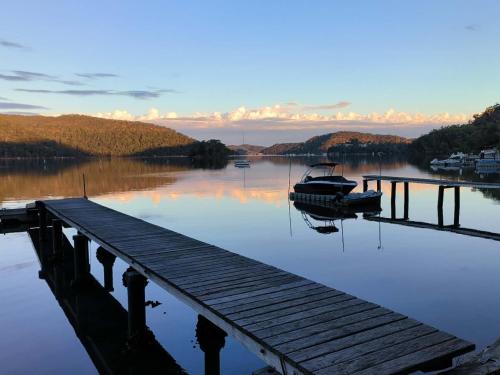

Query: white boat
left=234, top=159, right=250, bottom=168
left=430, top=152, right=476, bottom=167
left=476, top=148, right=500, bottom=173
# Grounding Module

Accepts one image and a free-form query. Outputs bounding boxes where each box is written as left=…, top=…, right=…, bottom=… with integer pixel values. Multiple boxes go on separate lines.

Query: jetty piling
left=96, top=246, right=116, bottom=292
left=52, top=218, right=63, bottom=260
left=73, top=234, right=90, bottom=286
left=363, top=175, right=500, bottom=227
left=125, top=268, right=148, bottom=342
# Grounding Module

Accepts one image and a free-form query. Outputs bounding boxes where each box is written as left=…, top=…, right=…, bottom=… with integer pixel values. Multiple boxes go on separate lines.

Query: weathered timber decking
left=38, top=198, right=474, bottom=375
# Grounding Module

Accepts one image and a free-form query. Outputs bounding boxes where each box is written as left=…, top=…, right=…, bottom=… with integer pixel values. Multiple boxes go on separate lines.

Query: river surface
left=0, top=156, right=499, bottom=374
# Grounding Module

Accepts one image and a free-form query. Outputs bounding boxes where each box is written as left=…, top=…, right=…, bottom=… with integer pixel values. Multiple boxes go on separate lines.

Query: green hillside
left=261, top=131, right=410, bottom=155
left=410, top=104, right=500, bottom=155
left=0, top=114, right=198, bottom=157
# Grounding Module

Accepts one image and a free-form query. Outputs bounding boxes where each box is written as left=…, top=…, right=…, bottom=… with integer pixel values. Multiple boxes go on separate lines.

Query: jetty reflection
left=25, top=218, right=234, bottom=375
left=29, top=227, right=187, bottom=374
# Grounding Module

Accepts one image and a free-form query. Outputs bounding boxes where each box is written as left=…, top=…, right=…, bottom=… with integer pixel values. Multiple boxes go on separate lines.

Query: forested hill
left=410, top=104, right=500, bottom=155
left=261, top=131, right=410, bottom=155
left=0, top=114, right=197, bottom=157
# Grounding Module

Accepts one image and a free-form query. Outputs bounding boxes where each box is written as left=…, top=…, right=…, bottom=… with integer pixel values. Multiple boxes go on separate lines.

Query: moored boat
left=293, top=163, right=357, bottom=196
left=476, top=148, right=500, bottom=173
left=234, top=159, right=250, bottom=168
left=430, top=152, right=477, bottom=167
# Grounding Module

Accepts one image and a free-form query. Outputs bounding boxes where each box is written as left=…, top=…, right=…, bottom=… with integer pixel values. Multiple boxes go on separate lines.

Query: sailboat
left=234, top=132, right=251, bottom=168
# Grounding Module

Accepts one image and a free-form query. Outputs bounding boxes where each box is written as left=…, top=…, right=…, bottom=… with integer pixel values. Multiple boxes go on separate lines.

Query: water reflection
left=29, top=226, right=187, bottom=374
left=1, top=155, right=500, bottom=374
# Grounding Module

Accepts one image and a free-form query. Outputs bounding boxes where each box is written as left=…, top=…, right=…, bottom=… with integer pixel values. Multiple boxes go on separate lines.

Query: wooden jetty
left=364, top=216, right=500, bottom=242
left=363, top=175, right=500, bottom=227
left=32, top=198, right=474, bottom=375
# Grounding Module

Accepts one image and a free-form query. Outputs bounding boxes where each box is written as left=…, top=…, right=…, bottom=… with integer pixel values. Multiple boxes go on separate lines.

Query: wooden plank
left=315, top=332, right=461, bottom=375
left=177, top=267, right=292, bottom=290
left=186, top=271, right=293, bottom=296
left=234, top=293, right=353, bottom=327
left=246, top=300, right=371, bottom=334
left=202, top=279, right=314, bottom=305
left=267, top=308, right=397, bottom=348
left=351, top=338, right=474, bottom=375
left=225, top=289, right=343, bottom=321
left=300, top=323, right=436, bottom=371
left=195, top=275, right=303, bottom=300
left=288, top=318, right=421, bottom=363
left=271, top=312, right=406, bottom=354
left=171, top=264, right=278, bottom=286
left=217, top=285, right=331, bottom=315
left=211, top=283, right=327, bottom=311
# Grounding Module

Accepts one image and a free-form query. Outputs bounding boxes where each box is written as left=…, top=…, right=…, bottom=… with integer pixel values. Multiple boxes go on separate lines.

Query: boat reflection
left=293, top=201, right=380, bottom=235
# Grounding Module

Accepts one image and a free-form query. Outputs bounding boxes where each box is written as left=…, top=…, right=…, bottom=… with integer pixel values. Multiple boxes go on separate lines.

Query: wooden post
left=126, top=268, right=148, bottom=341
left=438, top=186, right=444, bottom=227
left=38, top=207, right=47, bottom=238
left=52, top=219, right=63, bottom=260
left=454, top=186, right=460, bottom=227
left=403, top=182, right=409, bottom=220
left=96, top=246, right=116, bottom=292
left=376, top=179, right=381, bottom=192
left=391, top=181, right=397, bottom=219
left=73, top=234, right=89, bottom=285
left=363, top=179, right=368, bottom=192
left=196, top=315, right=227, bottom=375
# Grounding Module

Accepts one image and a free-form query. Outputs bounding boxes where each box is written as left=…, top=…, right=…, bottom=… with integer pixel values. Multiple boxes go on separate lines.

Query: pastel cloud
left=0, top=39, right=27, bottom=49
left=0, top=101, right=48, bottom=110
left=75, top=72, right=119, bottom=79
left=0, top=70, right=83, bottom=85
left=16, top=88, right=176, bottom=99
left=94, top=103, right=470, bottom=131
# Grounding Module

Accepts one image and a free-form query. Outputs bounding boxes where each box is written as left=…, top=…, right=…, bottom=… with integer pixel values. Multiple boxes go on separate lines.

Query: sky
left=1, top=0, right=499, bottom=145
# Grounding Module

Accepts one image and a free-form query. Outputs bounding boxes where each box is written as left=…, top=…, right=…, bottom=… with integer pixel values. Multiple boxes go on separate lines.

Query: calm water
left=0, top=156, right=499, bottom=374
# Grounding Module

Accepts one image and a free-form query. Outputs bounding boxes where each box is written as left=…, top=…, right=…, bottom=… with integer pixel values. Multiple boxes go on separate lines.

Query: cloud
left=302, top=101, right=351, bottom=111
left=76, top=72, right=119, bottom=79
left=0, top=96, right=8, bottom=100
left=16, top=88, right=176, bottom=99
left=0, top=39, right=27, bottom=49
left=0, top=101, right=48, bottom=110
left=465, top=24, right=479, bottom=31
left=0, top=70, right=84, bottom=85
left=0, top=111, right=41, bottom=116
left=94, top=103, right=470, bottom=132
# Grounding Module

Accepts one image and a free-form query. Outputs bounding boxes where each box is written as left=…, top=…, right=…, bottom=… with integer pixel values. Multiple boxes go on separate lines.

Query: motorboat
left=234, top=159, right=250, bottom=168
left=430, top=152, right=476, bottom=167
left=476, top=148, right=500, bottom=173
left=293, top=163, right=357, bottom=196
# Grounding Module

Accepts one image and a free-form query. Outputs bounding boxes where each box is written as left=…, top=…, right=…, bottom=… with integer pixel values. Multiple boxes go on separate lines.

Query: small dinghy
left=335, top=190, right=382, bottom=208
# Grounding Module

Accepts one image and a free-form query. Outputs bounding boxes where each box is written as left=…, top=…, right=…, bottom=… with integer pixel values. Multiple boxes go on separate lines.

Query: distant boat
left=234, top=159, right=250, bottom=168
left=476, top=148, right=500, bottom=173
left=430, top=152, right=477, bottom=168
left=293, top=163, right=357, bottom=196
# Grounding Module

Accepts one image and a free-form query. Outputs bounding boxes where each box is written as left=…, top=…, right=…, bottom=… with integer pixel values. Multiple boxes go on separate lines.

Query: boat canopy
left=309, top=162, right=338, bottom=168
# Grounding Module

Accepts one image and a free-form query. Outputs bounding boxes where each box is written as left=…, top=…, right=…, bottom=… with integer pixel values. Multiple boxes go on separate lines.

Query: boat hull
left=293, top=182, right=356, bottom=195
